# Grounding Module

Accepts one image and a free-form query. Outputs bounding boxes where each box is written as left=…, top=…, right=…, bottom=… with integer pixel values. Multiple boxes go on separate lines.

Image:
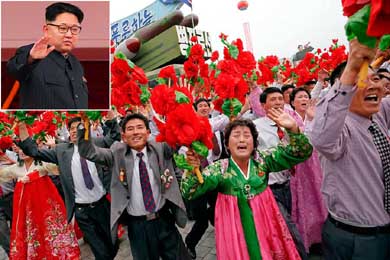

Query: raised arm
left=77, top=125, right=114, bottom=167
left=18, top=122, right=58, bottom=164
left=258, top=107, right=313, bottom=172
left=307, top=39, right=376, bottom=160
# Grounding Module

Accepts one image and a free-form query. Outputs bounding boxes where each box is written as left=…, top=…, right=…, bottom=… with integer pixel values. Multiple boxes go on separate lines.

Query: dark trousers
left=270, top=182, right=309, bottom=260
left=185, top=191, right=217, bottom=249
left=322, top=217, right=390, bottom=260
left=126, top=207, right=190, bottom=260
left=75, top=197, right=116, bottom=260
left=0, top=194, right=13, bottom=256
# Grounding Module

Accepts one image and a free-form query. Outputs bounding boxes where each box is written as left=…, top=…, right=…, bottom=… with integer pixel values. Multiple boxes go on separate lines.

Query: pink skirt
left=214, top=187, right=301, bottom=260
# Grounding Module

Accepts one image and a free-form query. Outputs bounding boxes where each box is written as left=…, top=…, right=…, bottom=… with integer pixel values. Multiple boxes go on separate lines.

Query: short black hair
left=281, top=84, right=295, bottom=94
left=224, top=119, right=259, bottom=156
left=121, top=113, right=150, bottom=132
left=46, top=2, right=84, bottom=23
left=290, top=88, right=311, bottom=110
left=304, top=80, right=316, bottom=86
left=259, top=87, right=283, bottom=104
left=330, top=61, right=347, bottom=86
left=377, top=68, right=390, bottom=74
left=67, top=117, right=81, bottom=129
left=194, top=98, right=210, bottom=111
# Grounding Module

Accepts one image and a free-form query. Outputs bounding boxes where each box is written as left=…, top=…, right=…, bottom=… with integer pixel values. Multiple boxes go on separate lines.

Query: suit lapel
left=147, top=146, right=161, bottom=181
left=125, top=149, right=134, bottom=189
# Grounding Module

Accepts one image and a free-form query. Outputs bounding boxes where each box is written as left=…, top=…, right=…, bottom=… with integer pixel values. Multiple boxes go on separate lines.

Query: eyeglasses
left=47, top=23, right=82, bottom=35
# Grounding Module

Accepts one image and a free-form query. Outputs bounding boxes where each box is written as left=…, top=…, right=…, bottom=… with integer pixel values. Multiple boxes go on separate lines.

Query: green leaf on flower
left=229, top=45, right=239, bottom=59
left=191, top=141, right=209, bottom=158
left=115, top=51, right=127, bottom=60
left=173, top=153, right=194, bottom=171
left=221, top=98, right=242, bottom=117
left=379, top=35, right=390, bottom=51
left=345, top=4, right=377, bottom=48
left=175, top=91, right=190, bottom=104
left=85, top=111, right=102, bottom=121
left=156, top=78, right=167, bottom=85
left=140, top=86, right=151, bottom=104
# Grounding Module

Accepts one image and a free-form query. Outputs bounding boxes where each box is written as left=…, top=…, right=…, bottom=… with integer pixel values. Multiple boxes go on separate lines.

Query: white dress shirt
left=71, top=145, right=105, bottom=204
left=253, top=116, right=291, bottom=185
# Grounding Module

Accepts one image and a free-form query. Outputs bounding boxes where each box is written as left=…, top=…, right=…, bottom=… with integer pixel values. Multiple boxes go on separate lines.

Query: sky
left=110, top=0, right=349, bottom=60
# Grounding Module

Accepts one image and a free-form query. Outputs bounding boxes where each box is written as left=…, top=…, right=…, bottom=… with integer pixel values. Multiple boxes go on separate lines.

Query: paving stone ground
left=0, top=220, right=322, bottom=260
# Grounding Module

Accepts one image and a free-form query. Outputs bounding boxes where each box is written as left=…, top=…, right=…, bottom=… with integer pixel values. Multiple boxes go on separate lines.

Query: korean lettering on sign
left=111, top=10, right=153, bottom=45
left=176, top=26, right=212, bottom=58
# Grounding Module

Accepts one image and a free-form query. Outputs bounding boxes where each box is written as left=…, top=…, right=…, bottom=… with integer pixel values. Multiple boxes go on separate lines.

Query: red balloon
left=237, top=0, right=248, bottom=11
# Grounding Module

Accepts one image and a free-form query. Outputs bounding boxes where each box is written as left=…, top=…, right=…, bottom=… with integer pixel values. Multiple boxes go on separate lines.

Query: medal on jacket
left=161, top=169, right=173, bottom=189
left=119, top=168, right=128, bottom=187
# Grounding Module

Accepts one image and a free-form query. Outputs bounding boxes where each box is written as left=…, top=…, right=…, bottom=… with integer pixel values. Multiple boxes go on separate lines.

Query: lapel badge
left=161, top=169, right=173, bottom=189
left=119, top=168, right=128, bottom=187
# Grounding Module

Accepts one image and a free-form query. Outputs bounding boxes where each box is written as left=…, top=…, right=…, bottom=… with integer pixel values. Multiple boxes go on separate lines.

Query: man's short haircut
left=259, top=87, right=283, bottom=104
left=330, top=61, right=347, bottom=86
left=46, top=2, right=84, bottom=23
left=304, top=80, right=316, bottom=86
left=281, top=84, right=295, bottom=94
left=121, top=113, right=150, bottom=132
left=193, top=98, right=210, bottom=111
left=67, top=117, right=81, bottom=129
left=377, top=68, right=390, bottom=74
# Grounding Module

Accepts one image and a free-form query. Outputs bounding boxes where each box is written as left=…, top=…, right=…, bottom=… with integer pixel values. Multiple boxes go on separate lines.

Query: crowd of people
left=1, top=21, right=390, bottom=260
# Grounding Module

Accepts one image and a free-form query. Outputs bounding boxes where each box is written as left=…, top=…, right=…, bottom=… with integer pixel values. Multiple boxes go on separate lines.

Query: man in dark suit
left=7, top=2, right=87, bottom=109
left=18, top=115, right=120, bottom=260
left=77, top=113, right=190, bottom=260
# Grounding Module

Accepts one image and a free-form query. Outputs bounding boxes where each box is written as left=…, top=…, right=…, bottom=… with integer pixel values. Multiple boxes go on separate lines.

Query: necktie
left=137, top=152, right=156, bottom=213
left=80, top=157, right=94, bottom=190
left=276, top=126, right=285, bottom=140
left=368, top=121, right=390, bottom=213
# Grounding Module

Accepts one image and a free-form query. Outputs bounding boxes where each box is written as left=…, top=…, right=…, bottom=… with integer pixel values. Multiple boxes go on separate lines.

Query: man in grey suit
left=18, top=115, right=120, bottom=260
left=77, top=113, right=190, bottom=260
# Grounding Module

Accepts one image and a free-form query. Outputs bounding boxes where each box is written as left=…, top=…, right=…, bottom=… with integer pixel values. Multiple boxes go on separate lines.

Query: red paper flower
left=150, top=84, right=176, bottom=116
left=211, top=51, right=219, bottom=62
left=158, top=65, right=178, bottom=86
left=219, top=33, right=228, bottom=40
left=190, top=36, right=198, bottom=43
left=164, top=104, right=201, bottom=147
left=0, top=136, right=13, bottom=151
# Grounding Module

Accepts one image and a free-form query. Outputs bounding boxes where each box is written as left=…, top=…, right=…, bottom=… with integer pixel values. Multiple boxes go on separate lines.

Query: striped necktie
left=368, top=121, right=390, bottom=213
left=137, top=152, right=156, bottom=212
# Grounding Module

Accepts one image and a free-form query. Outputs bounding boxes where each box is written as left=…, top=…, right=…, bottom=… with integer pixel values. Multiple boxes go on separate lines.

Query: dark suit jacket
left=77, top=128, right=187, bottom=243
left=7, top=44, right=88, bottom=109
left=18, top=120, right=120, bottom=223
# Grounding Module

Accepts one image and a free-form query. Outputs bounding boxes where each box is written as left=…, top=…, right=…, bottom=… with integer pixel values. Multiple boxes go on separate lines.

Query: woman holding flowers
left=182, top=109, right=313, bottom=260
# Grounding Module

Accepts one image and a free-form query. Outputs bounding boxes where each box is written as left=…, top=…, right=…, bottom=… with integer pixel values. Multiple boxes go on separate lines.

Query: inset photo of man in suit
left=1, top=1, right=110, bottom=110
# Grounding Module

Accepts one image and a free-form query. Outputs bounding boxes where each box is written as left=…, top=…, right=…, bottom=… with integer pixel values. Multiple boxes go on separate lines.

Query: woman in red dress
left=0, top=150, right=80, bottom=259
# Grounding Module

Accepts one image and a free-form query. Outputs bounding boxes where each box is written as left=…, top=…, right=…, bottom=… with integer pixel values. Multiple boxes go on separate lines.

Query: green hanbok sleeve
left=256, top=131, right=313, bottom=173
left=180, top=160, right=223, bottom=200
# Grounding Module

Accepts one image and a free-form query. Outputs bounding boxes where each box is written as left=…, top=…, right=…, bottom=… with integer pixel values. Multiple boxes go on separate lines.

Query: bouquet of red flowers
left=111, top=51, right=150, bottom=115
left=151, top=64, right=213, bottom=183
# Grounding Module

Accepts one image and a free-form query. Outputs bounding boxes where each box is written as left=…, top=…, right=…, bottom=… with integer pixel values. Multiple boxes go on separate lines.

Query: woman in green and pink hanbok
left=182, top=110, right=312, bottom=260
